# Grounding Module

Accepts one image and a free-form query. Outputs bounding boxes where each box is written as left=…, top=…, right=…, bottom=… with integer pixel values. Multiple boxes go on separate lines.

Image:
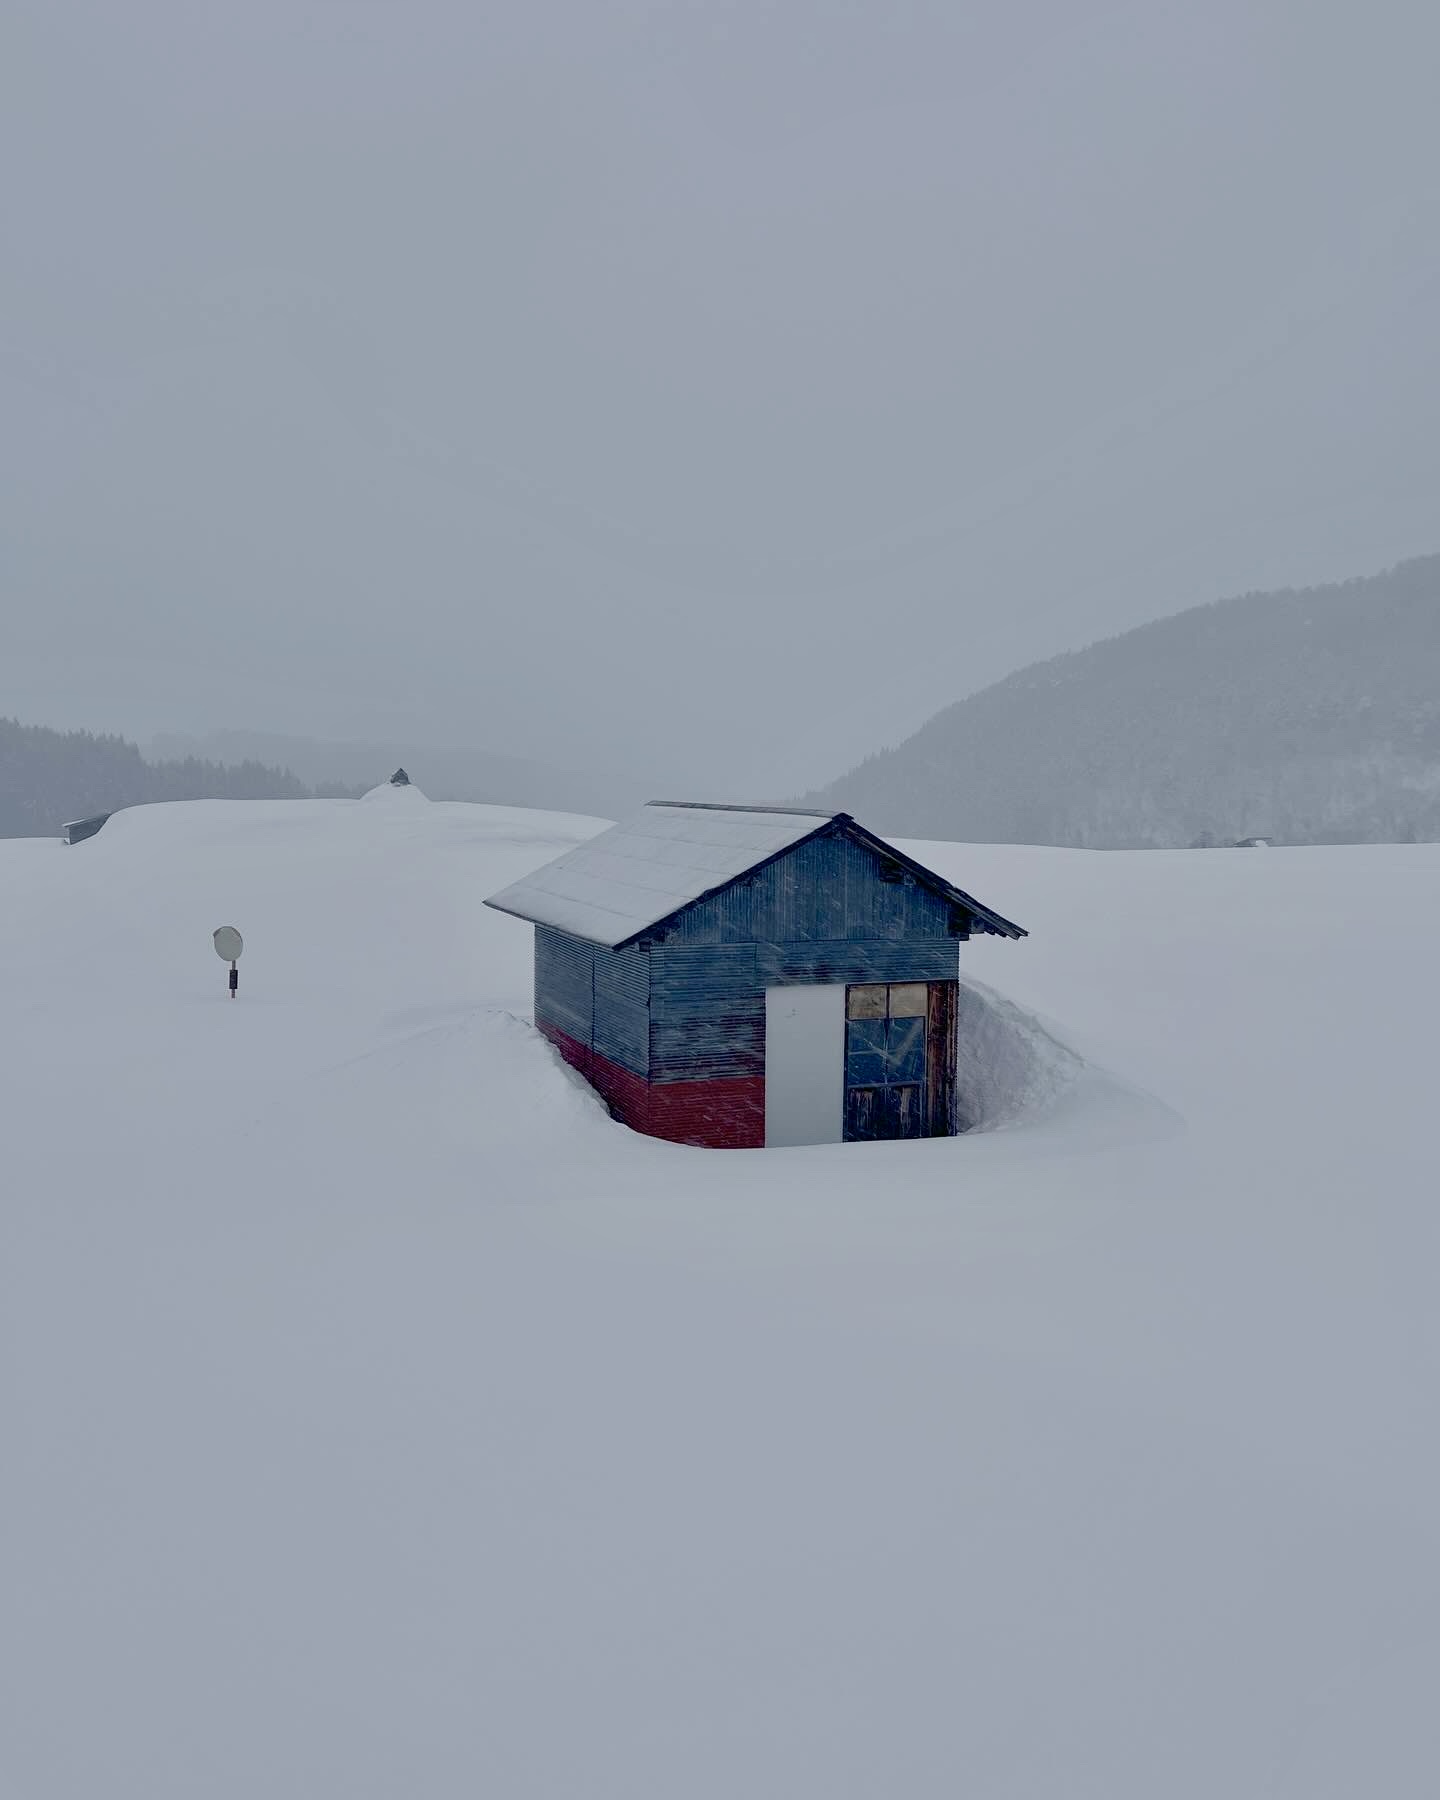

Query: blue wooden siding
left=538, top=828, right=963, bottom=1090
left=661, top=826, right=953, bottom=946
left=651, top=1014, right=766, bottom=1080
left=647, top=944, right=759, bottom=1081
left=647, top=938, right=960, bottom=1084
left=535, top=926, right=650, bottom=1077
left=593, top=942, right=650, bottom=1075
left=534, top=925, right=594, bottom=1045
left=758, top=939, right=958, bottom=987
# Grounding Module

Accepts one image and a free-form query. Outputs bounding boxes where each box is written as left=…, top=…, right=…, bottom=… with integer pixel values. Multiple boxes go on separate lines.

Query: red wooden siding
left=537, top=1018, right=763, bottom=1149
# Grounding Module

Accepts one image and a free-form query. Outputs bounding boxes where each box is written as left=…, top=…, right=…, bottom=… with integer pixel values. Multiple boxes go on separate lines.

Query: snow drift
left=3, top=798, right=1438, bottom=1800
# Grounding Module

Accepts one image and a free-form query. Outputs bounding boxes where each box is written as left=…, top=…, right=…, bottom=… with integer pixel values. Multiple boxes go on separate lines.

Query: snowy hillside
left=805, top=553, right=1440, bottom=848
left=4, top=791, right=1438, bottom=1799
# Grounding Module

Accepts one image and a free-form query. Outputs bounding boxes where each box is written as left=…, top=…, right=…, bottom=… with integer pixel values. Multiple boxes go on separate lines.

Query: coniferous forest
left=0, top=718, right=358, bottom=838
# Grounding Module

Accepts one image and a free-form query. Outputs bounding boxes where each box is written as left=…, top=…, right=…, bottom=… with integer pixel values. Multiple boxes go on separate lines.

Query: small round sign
left=213, top=926, right=244, bottom=961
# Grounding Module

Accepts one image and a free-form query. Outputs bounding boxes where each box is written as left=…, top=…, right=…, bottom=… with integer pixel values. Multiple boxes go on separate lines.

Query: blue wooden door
left=844, top=983, right=928, bottom=1141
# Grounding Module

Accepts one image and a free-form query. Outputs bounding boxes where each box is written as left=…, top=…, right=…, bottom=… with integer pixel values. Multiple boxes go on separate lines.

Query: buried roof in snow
left=483, top=801, right=1026, bottom=949
left=62, top=812, right=113, bottom=846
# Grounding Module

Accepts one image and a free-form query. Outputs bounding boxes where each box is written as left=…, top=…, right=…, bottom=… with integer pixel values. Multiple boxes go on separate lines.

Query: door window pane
left=846, top=1017, right=886, bottom=1055
left=847, top=984, right=887, bottom=1019
left=845, top=1017, right=887, bottom=1088
left=889, top=983, right=928, bottom=1017
left=888, top=1015, right=925, bottom=1084
left=846, top=1050, right=886, bottom=1089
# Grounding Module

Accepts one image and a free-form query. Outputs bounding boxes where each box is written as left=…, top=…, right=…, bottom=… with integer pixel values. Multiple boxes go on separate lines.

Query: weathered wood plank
left=650, top=1015, right=765, bottom=1082
left=664, top=824, right=954, bottom=946
left=926, top=979, right=958, bottom=1137
left=535, top=925, right=594, bottom=1045
left=758, top=939, right=959, bottom=987
left=594, top=999, right=649, bottom=1077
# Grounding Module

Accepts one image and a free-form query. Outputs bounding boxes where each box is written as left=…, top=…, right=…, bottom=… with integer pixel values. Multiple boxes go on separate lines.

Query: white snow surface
left=3, top=798, right=1439, bottom=1799
left=483, top=799, right=837, bottom=945
left=360, top=777, right=430, bottom=803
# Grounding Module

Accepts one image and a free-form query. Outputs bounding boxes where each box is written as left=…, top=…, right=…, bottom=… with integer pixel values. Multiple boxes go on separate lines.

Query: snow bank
left=3, top=800, right=1438, bottom=1800
left=360, top=776, right=429, bottom=802
left=953, top=974, right=1083, bottom=1129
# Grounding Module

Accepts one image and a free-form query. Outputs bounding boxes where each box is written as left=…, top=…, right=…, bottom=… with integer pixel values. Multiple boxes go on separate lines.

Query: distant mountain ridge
left=804, top=556, right=1440, bottom=848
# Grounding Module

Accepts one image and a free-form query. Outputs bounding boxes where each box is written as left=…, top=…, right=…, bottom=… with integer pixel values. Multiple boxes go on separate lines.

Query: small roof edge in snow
left=61, top=812, right=113, bottom=846
left=646, top=801, right=842, bottom=819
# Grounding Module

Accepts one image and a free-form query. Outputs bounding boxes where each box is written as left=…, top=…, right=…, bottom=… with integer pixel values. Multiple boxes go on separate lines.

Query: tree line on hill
left=0, top=718, right=362, bottom=838
left=804, top=555, right=1440, bottom=849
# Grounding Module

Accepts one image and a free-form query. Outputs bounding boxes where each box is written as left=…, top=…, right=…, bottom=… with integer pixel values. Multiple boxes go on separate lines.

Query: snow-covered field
left=3, top=790, right=1438, bottom=1798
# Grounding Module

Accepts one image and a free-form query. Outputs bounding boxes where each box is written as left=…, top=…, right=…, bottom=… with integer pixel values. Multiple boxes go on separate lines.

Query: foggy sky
left=4, top=0, right=1438, bottom=795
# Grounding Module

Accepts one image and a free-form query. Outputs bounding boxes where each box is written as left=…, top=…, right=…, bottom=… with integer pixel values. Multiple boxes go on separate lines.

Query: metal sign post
left=213, top=926, right=244, bottom=998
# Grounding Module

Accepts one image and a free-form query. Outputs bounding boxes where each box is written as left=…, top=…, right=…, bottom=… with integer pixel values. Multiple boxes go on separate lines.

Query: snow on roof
left=361, top=778, right=428, bottom=803
left=483, top=802, right=838, bottom=948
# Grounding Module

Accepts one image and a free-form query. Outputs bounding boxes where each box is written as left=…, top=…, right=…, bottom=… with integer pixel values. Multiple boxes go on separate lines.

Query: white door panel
left=764, top=985, right=845, bottom=1147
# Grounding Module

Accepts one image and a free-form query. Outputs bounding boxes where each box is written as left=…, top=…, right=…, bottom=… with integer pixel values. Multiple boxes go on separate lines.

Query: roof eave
left=481, top=894, right=626, bottom=949
left=843, top=823, right=1028, bottom=940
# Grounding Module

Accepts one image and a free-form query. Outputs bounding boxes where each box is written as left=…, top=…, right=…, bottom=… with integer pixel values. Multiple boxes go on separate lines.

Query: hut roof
left=483, top=801, right=1026, bottom=948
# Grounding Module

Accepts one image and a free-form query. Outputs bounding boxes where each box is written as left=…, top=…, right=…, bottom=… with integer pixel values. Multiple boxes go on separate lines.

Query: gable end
left=629, top=818, right=1024, bottom=947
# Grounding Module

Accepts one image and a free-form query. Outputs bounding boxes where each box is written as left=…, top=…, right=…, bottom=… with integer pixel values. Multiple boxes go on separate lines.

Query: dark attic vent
left=878, top=860, right=905, bottom=883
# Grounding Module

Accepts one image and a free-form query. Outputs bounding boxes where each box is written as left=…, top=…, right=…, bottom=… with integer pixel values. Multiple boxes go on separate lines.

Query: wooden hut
left=484, top=802, right=1026, bottom=1148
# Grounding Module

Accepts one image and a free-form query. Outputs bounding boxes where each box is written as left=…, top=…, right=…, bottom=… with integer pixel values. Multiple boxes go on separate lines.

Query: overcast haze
left=5, top=0, right=1437, bottom=795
